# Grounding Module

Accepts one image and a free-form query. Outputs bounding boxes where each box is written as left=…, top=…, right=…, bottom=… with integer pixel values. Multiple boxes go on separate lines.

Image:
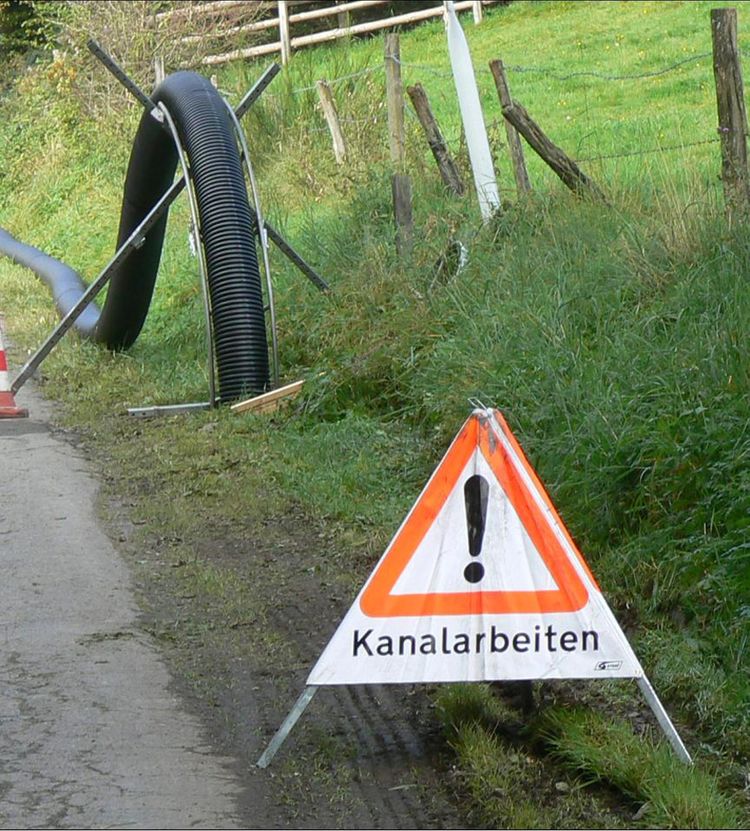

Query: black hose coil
left=0, top=70, right=270, bottom=402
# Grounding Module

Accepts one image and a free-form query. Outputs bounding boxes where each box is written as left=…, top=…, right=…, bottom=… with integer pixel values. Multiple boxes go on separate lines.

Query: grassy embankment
left=1, top=1, right=748, bottom=827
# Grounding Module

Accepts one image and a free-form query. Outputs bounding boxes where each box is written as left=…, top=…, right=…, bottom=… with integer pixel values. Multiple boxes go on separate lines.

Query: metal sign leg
left=256, top=685, right=318, bottom=769
left=637, top=675, right=692, bottom=764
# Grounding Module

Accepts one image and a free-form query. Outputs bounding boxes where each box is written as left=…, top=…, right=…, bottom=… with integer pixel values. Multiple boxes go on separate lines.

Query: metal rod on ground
left=11, top=179, right=185, bottom=395
left=256, top=686, right=318, bottom=768
left=636, top=676, right=693, bottom=764
left=128, top=402, right=212, bottom=418
left=159, top=101, right=218, bottom=407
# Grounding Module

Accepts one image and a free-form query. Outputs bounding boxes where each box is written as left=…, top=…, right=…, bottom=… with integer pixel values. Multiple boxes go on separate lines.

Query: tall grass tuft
left=540, top=707, right=746, bottom=829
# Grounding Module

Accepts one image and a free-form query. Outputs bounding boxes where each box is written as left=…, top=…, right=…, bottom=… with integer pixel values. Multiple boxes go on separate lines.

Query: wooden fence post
left=385, top=33, right=413, bottom=256
left=488, top=59, right=531, bottom=196
left=711, top=7, right=750, bottom=215
left=407, top=83, right=465, bottom=196
left=502, top=100, right=607, bottom=202
left=316, top=80, right=348, bottom=164
left=338, top=6, right=351, bottom=30
left=278, top=0, right=291, bottom=65
left=385, top=33, right=405, bottom=166
left=154, top=55, right=165, bottom=86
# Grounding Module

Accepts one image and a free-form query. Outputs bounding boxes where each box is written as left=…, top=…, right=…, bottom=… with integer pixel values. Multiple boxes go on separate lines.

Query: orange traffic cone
left=0, top=327, right=28, bottom=418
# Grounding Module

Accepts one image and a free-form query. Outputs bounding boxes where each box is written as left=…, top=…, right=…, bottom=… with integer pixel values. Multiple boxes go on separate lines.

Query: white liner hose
left=444, top=0, right=500, bottom=221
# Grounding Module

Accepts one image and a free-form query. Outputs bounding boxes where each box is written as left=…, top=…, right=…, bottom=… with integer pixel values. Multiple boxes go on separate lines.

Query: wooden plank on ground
left=230, top=379, right=305, bottom=415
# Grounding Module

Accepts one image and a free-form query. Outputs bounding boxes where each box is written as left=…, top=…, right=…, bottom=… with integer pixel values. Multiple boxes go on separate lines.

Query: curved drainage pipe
left=0, top=71, right=269, bottom=402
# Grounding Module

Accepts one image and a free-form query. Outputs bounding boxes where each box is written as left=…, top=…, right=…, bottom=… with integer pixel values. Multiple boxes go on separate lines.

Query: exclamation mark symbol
left=464, top=474, right=489, bottom=583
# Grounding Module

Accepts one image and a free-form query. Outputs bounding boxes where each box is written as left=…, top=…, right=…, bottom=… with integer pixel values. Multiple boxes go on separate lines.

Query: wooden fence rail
left=195, top=1, right=491, bottom=66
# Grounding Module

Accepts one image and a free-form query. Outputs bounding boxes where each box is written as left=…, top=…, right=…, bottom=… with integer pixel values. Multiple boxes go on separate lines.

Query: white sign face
left=307, top=409, right=643, bottom=686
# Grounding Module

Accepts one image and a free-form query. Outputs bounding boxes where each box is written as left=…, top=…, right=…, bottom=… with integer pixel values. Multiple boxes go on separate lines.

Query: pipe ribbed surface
left=0, top=70, right=270, bottom=402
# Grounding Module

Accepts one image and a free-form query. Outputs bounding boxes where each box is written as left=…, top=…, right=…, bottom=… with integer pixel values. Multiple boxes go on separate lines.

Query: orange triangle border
left=359, top=411, right=591, bottom=618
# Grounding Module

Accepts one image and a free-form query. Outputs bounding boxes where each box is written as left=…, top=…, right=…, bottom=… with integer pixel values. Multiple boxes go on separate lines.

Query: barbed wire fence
left=259, top=47, right=725, bottom=171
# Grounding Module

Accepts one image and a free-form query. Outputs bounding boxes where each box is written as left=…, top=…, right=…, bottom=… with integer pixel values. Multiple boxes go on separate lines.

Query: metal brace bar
left=87, top=39, right=162, bottom=120
left=12, top=179, right=185, bottom=395
left=262, top=221, right=330, bottom=292
left=235, top=63, right=282, bottom=120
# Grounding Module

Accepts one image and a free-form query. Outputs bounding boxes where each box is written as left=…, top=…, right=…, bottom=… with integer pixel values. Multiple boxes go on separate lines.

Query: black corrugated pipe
left=0, top=71, right=270, bottom=402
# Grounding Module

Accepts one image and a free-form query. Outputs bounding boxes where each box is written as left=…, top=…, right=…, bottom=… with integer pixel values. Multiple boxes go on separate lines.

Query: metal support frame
left=88, top=39, right=161, bottom=115
left=256, top=674, right=692, bottom=771
left=224, top=99, right=280, bottom=389
left=13, top=42, right=329, bottom=406
left=158, top=100, right=218, bottom=409
left=12, top=179, right=185, bottom=395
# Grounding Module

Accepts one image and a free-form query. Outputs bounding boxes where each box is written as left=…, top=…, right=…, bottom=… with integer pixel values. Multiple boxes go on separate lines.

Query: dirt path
left=0, top=386, right=463, bottom=829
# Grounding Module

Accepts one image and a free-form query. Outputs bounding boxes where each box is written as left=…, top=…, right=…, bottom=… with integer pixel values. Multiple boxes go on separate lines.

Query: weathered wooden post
left=407, top=83, right=465, bottom=196
left=316, top=80, right=348, bottom=164
left=711, top=7, right=750, bottom=215
left=385, top=33, right=413, bottom=257
left=337, top=4, right=351, bottom=30
left=489, top=59, right=531, bottom=196
left=154, top=55, right=165, bottom=86
left=502, top=100, right=607, bottom=202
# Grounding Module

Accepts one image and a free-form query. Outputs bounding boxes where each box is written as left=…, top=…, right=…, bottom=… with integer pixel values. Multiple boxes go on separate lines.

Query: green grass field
left=1, top=1, right=749, bottom=827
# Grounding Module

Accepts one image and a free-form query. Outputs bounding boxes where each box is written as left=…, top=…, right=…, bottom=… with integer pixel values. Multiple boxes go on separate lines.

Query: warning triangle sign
left=307, top=409, right=644, bottom=686
left=360, top=410, right=590, bottom=618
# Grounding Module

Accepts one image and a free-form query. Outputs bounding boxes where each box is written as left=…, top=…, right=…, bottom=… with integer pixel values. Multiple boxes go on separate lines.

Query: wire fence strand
left=281, top=49, right=715, bottom=97
left=269, top=49, right=722, bottom=167
left=506, top=52, right=712, bottom=82
left=575, top=136, right=720, bottom=164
